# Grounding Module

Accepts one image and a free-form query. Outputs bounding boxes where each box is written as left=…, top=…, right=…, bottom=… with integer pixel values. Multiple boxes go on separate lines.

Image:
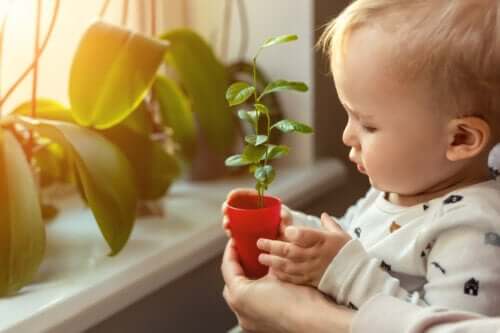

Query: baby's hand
left=256, top=213, right=351, bottom=287
left=221, top=188, right=293, bottom=239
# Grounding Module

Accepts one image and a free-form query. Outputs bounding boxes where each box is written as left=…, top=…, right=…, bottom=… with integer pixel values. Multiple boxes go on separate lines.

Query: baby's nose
left=342, top=121, right=358, bottom=148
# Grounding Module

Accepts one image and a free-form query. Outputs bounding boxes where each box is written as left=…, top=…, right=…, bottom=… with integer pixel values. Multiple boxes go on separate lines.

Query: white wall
left=168, top=0, right=316, bottom=165
left=1, top=0, right=169, bottom=114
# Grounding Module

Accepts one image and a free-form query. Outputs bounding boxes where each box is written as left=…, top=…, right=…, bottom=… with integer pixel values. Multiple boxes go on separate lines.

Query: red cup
left=226, top=193, right=281, bottom=279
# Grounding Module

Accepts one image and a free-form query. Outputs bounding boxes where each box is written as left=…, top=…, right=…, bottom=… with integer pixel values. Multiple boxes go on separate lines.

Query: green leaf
left=100, top=124, right=180, bottom=200
left=69, top=21, right=168, bottom=129
left=225, top=154, right=251, bottom=167
left=265, top=144, right=290, bottom=160
left=226, top=82, right=255, bottom=106
left=34, top=142, right=73, bottom=187
left=119, top=102, right=154, bottom=136
left=255, top=181, right=267, bottom=193
left=271, top=119, right=313, bottom=134
left=254, top=103, right=269, bottom=115
left=245, top=134, right=268, bottom=146
left=161, top=29, right=235, bottom=154
left=237, top=110, right=259, bottom=129
left=0, top=130, right=45, bottom=296
left=254, top=165, right=275, bottom=185
left=18, top=117, right=137, bottom=256
left=11, top=98, right=74, bottom=122
left=260, top=80, right=308, bottom=99
left=261, top=34, right=298, bottom=49
left=153, top=75, right=196, bottom=161
left=243, top=145, right=267, bottom=163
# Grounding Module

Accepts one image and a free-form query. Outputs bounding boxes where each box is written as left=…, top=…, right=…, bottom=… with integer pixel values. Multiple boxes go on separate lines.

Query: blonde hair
left=319, top=0, right=500, bottom=124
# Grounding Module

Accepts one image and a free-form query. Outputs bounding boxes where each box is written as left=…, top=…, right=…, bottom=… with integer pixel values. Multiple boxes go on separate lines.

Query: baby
left=223, top=0, right=500, bottom=316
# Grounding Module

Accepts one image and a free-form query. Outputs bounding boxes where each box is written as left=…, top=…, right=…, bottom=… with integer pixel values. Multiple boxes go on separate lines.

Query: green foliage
left=0, top=21, right=242, bottom=295
left=69, top=21, right=168, bottom=129
left=226, top=82, right=255, bottom=106
left=153, top=75, right=196, bottom=161
left=100, top=117, right=180, bottom=201
left=160, top=29, right=235, bottom=155
left=0, top=129, right=45, bottom=296
left=224, top=35, right=313, bottom=205
left=18, top=117, right=137, bottom=256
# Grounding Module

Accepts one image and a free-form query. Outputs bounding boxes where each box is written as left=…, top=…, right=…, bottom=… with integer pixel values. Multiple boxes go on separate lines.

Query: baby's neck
left=386, top=165, right=493, bottom=207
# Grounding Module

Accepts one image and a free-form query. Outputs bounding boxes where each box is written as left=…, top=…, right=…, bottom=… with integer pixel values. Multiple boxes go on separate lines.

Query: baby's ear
left=446, top=116, right=491, bottom=161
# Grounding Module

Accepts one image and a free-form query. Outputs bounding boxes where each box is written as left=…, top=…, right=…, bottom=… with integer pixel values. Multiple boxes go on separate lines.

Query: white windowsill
left=0, top=158, right=346, bottom=333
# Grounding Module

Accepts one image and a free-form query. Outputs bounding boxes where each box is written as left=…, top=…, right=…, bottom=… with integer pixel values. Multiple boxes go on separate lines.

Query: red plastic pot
left=226, top=193, right=281, bottom=279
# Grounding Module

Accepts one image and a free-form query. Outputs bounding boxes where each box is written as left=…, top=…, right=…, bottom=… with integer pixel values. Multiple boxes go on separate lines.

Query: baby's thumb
left=281, top=206, right=293, bottom=226
left=320, top=213, right=341, bottom=232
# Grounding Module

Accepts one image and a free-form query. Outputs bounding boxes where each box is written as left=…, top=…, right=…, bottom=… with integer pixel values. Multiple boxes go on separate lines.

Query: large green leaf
left=11, top=99, right=74, bottom=188
left=11, top=98, right=74, bottom=122
left=0, top=129, right=45, bottom=296
left=119, top=102, right=154, bottom=136
left=160, top=28, right=235, bottom=154
left=18, top=117, right=137, bottom=255
left=101, top=124, right=181, bottom=200
left=69, top=21, right=168, bottom=129
left=153, top=75, right=196, bottom=161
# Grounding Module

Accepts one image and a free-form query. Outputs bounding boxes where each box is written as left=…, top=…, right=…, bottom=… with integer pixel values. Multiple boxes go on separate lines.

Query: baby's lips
left=357, top=164, right=366, bottom=174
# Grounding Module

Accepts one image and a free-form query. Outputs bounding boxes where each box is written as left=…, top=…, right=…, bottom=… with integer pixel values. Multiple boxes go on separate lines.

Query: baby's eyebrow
left=341, top=102, right=375, bottom=120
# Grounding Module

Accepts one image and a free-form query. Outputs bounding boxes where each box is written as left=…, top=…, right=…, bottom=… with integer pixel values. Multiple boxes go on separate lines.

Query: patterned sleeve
left=352, top=295, right=499, bottom=333
left=318, top=219, right=500, bottom=315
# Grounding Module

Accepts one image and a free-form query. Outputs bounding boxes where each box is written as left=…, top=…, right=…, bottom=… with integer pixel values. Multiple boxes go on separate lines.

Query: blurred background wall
left=1, top=0, right=369, bottom=331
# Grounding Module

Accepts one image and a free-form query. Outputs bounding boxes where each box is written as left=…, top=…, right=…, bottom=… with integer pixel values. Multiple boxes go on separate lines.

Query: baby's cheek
left=363, top=148, right=410, bottom=191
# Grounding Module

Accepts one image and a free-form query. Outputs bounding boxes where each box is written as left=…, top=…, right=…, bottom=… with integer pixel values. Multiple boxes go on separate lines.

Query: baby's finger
left=258, top=253, right=306, bottom=275
left=222, top=216, right=232, bottom=238
left=272, top=269, right=309, bottom=285
left=320, top=212, right=342, bottom=232
left=285, top=226, right=323, bottom=248
left=257, top=238, right=308, bottom=261
left=280, top=206, right=293, bottom=226
left=221, top=201, right=228, bottom=214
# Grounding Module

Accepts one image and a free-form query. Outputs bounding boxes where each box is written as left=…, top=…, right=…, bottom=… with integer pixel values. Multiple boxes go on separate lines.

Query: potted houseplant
left=224, top=34, right=313, bottom=278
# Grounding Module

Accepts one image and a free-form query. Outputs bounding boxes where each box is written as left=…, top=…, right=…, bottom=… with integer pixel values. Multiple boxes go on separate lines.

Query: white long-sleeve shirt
left=353, top=295, right=500, bottom=333
left=291, top=179, right=500, bottom=316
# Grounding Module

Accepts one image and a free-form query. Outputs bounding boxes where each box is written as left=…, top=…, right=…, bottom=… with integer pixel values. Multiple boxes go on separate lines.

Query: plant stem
left=121, top=0, right=128, bottom=26
left=220, top=0, right=232, bottom=62
left=99, top=0, right=111, bottom=18
left=27, top=0, right=42, bottom=162
left=251, top=56, right=265, bottom=207
left=0, top=0, right=15, bottom=116
left=150, top=0, right=156, bottom=36
left=0, top=0, right=59, bottom=112
left=236, top=0, right=249, bottom=60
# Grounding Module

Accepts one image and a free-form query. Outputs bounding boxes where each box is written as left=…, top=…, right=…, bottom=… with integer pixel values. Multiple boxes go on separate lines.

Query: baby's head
left=320, top=0, right=500, bottom=196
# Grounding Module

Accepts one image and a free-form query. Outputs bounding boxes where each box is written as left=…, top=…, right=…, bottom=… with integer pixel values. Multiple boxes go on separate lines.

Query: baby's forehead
left=322, top=0, right=500, bottom=131
left=331, top=25, right=412, bottom=92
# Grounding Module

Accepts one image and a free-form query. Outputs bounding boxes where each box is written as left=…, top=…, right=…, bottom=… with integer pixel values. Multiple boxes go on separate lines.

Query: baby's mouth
left=357, top=164, right=367, bottom=174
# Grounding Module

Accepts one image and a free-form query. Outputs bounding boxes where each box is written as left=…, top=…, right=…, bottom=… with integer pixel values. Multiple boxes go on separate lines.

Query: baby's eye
left=361, top=125, right=377, bottom=133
